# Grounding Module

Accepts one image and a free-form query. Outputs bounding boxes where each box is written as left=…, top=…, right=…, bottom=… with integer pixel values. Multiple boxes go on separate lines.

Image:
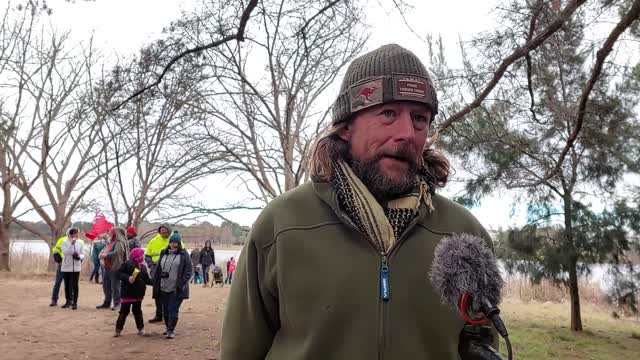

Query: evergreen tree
left=431, top=1, right=640, bottom=330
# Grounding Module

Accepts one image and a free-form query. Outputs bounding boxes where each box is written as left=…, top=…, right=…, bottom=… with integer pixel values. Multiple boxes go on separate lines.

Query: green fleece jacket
left=221, top=180, right=495, bottom=360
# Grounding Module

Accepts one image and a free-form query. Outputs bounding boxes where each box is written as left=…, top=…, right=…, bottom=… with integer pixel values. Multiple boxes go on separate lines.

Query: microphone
left=429, top=233, right=513, bottom=360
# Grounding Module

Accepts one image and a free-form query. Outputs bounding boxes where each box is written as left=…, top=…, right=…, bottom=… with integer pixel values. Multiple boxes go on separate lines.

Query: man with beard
left=221, top=44, right=495, bottom=359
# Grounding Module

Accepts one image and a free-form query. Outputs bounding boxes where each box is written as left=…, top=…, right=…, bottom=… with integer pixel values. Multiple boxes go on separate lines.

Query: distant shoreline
left=10, top=239, right=244, bottom=251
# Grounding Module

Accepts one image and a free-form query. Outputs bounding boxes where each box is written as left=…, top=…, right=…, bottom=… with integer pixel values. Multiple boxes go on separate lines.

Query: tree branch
left=110, top=0, right=259, bottom=111
left=533, top=0, right=640, bottom=186
left=296, top=0, right=343, bottom=38
left=436, top=0, right=587, bottom=132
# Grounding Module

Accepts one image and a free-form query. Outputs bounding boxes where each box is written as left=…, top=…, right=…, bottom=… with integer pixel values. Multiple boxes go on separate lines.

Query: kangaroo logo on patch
left=356, top=86, right=379, bottom=101
left=349, top=78, right=383, bottom=113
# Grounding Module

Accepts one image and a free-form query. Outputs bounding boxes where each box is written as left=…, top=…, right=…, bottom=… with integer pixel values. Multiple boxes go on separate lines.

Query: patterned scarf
left=332, top=159, right=434, bottom=254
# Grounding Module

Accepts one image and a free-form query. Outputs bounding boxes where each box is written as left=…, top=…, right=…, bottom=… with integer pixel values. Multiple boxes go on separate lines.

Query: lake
left=9, top=239, right=243, bottom=263
left=10, top=240, right=616, bottom=290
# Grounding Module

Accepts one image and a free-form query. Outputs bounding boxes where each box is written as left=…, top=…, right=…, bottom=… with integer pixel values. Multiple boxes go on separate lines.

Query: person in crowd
left=87, top=232, right=104, bottom=284
left=199, top=240, right=216, bottom=287
left=221, top=44, right=493, bottom=359
left=97, top=227, right=129, bottom=311
left=114, top=247, right=152, bottom=337
left=60, top=228, right=85, bottom=310
left=49, top=234, right=66, bottom=307
left=190, top=245, right=201, bottom=284
left=193, top=264, right=203, bottom=284
left=153, top=231, right=192, bottom=339
left=145, top=225, right=171, bottom=323
left=224, top=257, right=235, bottom=285
left=127, top=226, right=141, bottom=249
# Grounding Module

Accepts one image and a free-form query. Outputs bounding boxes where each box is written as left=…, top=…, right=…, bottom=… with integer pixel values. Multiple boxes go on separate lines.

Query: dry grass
left=8, top=250, right=49, bottom=274
left=9, top=248, right=94, bottom=275
left=503, top=276, right=610, bottom=308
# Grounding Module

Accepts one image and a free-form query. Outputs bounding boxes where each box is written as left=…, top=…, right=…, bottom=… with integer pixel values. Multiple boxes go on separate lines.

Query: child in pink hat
left=114, top=247, right=152, bottom=337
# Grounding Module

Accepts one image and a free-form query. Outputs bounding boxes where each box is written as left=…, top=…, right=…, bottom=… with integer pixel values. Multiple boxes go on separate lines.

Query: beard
left=346, top=143, right=419, bottom=202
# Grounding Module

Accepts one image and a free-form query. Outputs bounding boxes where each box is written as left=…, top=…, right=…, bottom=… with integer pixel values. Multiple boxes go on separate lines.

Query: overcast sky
left=22, top=0, right=533, bottom=230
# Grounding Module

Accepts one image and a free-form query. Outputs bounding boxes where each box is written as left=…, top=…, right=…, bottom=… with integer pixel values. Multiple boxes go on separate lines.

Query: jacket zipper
left=333, top=197, right=425, bottom=360
left=378, top=255, right=389, bottom=359
left=376, top=216, right=421, bottom=359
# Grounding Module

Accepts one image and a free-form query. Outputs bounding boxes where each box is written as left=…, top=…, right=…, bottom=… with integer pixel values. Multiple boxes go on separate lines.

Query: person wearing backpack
left=114, top=247, right=152, bottom=337
left=49, top=235, right=66, bottom=307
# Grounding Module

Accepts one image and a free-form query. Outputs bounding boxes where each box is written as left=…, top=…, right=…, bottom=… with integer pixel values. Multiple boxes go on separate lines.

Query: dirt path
left=0, top=273, right=229, bottom=360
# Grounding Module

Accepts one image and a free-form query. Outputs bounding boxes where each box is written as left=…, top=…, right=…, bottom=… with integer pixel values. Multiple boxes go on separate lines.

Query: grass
left=8, top=249, right=93, bottom=275
left=8, top=250, right=50, bottom=273
left=498, top=276, right=640, bottom=359
left=498, top=298, right=640, bottom=359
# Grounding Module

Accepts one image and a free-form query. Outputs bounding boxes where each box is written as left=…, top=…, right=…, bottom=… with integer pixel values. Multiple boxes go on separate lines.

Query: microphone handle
left=459, top=325, right=507, bottom=360
left=460, top=341, right=506, bottom=360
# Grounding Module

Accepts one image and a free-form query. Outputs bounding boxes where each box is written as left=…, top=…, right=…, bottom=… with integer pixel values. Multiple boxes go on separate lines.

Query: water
left=9, top=239, right=243, bottom=262
left=10, top=240, right=615, bottom=289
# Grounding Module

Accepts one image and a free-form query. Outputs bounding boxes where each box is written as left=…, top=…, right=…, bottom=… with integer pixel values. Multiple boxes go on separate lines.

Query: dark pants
left=225, top=271, right=233, bottom=284
left=63, top=272, right=80, bottom=305
left=160, top=291, right=183, bottom=330
left=149, top=264, right=163, bottom=320
left=202, top=264, right=211, bottom=284
left=89, top=260, right=101, bottom=283
left=51, top=264, right=64, bottom=303
left=101, top=268, right=120, bottom=306
left=116, top=301, right=144, bottom=331
left=154, top=297, right=163, bottom=319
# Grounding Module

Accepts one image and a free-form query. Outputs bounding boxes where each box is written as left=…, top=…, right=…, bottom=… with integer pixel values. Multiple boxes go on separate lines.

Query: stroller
left=211, top=265, right=224, bottom=287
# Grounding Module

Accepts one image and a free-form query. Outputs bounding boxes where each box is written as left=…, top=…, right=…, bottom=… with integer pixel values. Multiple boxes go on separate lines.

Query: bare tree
left=0, top=2, right=52, bottom=270
left=170, top=0, right=368, bottom=205
left=96, top=40, right=230, bottom=227
left=1, top=16, right=117, bottom=269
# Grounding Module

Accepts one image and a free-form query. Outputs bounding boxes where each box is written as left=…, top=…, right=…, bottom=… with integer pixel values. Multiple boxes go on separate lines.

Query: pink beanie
left=129, top=248, right=145, bottom=264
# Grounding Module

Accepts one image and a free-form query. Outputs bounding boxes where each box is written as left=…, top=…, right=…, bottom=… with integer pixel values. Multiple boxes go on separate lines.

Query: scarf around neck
left=332, top=159, right=434, bottom=254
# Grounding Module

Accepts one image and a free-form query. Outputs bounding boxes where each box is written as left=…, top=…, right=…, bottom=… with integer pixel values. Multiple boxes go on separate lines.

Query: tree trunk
left=568, top=259, right=583, bottom=331
left=563, top=194, right=583, bottom=331
left=0, top=224, right=10, bottom=271
left=46, top=227, right=65, bottom=272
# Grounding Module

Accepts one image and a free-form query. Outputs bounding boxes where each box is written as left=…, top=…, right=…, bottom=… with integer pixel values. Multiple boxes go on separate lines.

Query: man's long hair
left=309, top=122, right=450, bottom=187
left=111, top=227, right=127, bottom=243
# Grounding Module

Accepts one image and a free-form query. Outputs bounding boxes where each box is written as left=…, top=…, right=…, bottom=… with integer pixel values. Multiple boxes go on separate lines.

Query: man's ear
left=337, top=123, right=351, bottom=142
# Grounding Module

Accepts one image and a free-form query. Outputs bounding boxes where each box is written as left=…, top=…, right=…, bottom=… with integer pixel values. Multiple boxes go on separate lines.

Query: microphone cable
left=459, top=293, right=513, bottom=360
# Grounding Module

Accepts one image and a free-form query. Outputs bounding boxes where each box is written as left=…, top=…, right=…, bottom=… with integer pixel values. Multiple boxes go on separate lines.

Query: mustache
left=375, top=144, right=419, bottom=164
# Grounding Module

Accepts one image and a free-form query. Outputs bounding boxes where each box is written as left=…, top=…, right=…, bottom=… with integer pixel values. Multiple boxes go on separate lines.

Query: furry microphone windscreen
left=429, top=233, right=504, bottom=313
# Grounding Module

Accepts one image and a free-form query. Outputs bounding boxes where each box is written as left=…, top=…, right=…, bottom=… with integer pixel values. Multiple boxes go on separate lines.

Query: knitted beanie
left=129, top=247, right=145, bottom=264
left=169, top=231, right=181, bottom=243
left=332, top=44, right=438, bottom=125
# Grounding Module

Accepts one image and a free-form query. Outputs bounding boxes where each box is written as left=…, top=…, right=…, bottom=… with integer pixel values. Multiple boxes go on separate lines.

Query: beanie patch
left=393, top=74, right=430, bottom=102
left=349, top=78, right=383, bottom=113
left=346, top=74, right=436, bottom=115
